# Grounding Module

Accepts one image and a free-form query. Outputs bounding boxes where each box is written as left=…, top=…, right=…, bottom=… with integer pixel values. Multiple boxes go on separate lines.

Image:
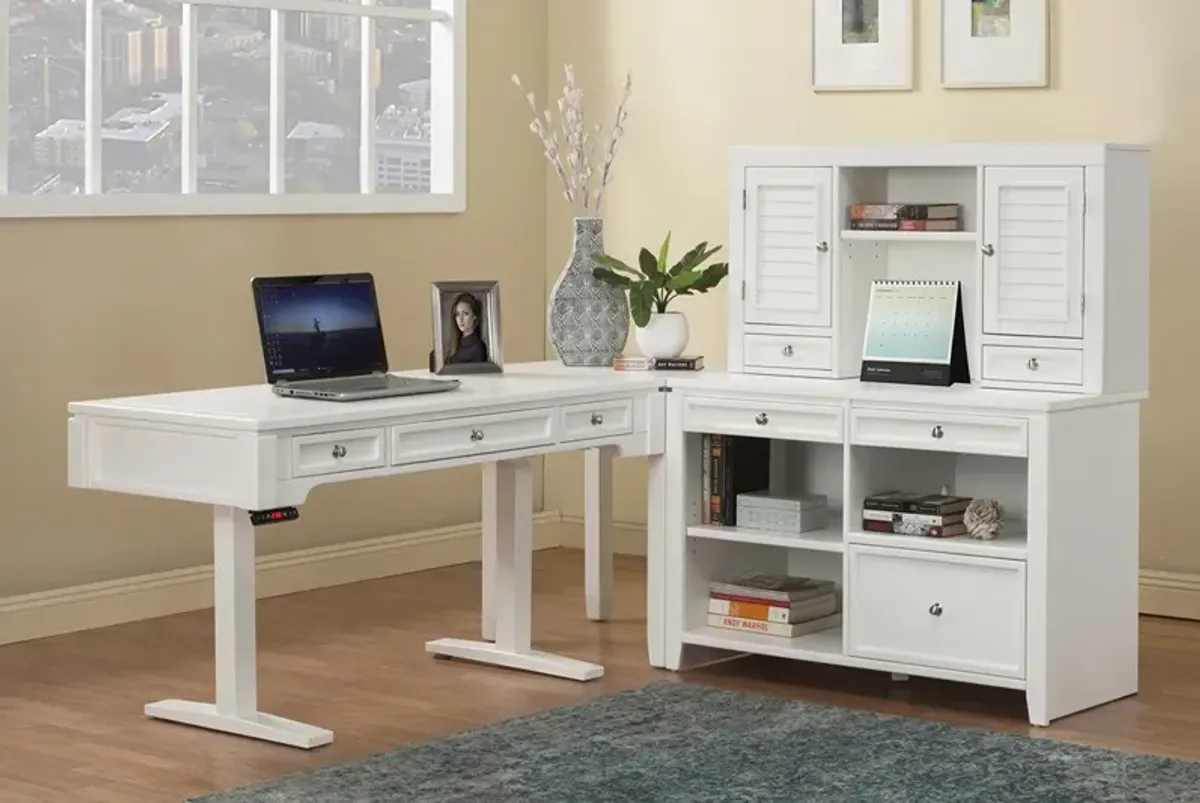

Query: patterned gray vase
left=547, top=216, right=630, bottom=366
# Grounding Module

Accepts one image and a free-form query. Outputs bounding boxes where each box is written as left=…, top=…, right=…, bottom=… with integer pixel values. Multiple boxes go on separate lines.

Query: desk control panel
left=249, top=507, right=299, bottom=526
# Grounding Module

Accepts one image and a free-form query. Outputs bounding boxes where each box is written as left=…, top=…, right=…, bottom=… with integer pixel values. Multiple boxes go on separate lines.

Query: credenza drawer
left=744, top=333, right=832, bottom=372
left=846, top=546, right=1026, bottom=679
left=849, top=408, right=1027, bottom=457
left=390, top=408, right=555, bottom=464
left=683, top=396, right=843, bottom=443
left=560, top=398, right=633, bottom=443
left=291, top=427, right=386, bottom=477
left=982, top=345, right=1084, bottom=387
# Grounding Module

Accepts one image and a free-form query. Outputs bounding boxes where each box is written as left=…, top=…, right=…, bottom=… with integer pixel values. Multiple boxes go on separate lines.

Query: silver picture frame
left=430, top=280, right=504, bottom=375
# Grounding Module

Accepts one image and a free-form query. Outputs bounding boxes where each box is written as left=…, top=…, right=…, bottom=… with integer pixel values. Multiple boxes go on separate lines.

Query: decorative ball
left=964, top=498, right=1003, bottom=540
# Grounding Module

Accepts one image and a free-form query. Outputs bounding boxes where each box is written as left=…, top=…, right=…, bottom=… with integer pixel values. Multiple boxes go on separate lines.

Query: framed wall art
left=941, top=0, right=1049, bottom=88
left=811, top=0, right=913, bottom=92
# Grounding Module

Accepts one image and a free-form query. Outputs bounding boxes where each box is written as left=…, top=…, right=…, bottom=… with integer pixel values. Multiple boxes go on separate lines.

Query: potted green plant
left=592, top=233, right=729, bottom=359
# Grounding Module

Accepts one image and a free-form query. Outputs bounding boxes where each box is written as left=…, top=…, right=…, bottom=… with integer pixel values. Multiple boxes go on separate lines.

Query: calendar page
left=862, top=281, right=960, bottom=364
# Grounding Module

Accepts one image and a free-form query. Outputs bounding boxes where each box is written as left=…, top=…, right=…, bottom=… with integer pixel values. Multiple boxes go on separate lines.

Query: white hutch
left=656, top=143, right=1149, bottom=726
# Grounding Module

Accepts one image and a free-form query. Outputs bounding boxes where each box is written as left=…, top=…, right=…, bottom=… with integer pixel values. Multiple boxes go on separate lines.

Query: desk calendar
left=860, top=280, right=970, bottom=386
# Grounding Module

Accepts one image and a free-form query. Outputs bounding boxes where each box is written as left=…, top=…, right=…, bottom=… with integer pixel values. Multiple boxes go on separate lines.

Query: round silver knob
left=929, top=602, right=943, bottom=616
left=782, top=344, right=794, bottom=357
left=816, top=241, right=829, bottom=253
left=931, top=425, right=944, bottom=439
left=1026, top=357, right=1039, bottom=371
left=982, top=244, right=995, bottom=257
left=590, top=412, right=604, bottom=426
left=754, top=412, right=769, bottom=426
left=331, top=444, right=347, bottom=458
left=470, top=429, right=484, bottom=442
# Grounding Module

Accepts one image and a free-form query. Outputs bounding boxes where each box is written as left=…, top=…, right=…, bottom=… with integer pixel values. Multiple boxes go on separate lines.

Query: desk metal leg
left=428, top=458, right=604, bottom=681
left=144, top=506, right=334, bottom=749
left=584, top=447, right=613, bottom=622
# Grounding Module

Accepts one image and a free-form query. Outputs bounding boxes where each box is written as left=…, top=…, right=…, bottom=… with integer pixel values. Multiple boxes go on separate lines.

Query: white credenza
left=652, top=142, right=1150, bottom=727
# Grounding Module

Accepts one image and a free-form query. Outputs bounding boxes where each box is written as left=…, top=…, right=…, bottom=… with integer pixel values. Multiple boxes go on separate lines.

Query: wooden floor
left=1, top=548, right=1198, bottom=801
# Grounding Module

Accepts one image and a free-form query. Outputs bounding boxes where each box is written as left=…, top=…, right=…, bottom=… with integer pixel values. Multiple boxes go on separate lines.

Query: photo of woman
left=446, top=292, right=489, bottom=364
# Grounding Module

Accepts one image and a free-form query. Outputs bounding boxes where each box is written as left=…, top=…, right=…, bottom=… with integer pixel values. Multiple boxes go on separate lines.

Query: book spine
left=848, top=203, right=960, bottom=220
left=709, top=435, right=723, bottom=525
left=861, top=520, right=969, bottom=538
left=709, top=593, right=838, bottom=624
left=706, top=612, right=842, bottom=638
left=862, top=509, right=964, bottom=526
left=722, top=436, right=735, bottom=525
left=701, top=435, right=711, bottom=525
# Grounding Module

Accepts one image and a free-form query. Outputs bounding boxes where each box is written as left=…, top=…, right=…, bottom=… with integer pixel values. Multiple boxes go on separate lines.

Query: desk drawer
left=391, top=408, right=555, bottom=464
left=982, top=345, right=1083, bottom=387
left=850, top=408, right=1027, bottom=457
left=291, top=427, right=386, bottom=477
left=684, top=396, right=843, bottom=443
left=847, top=545, right=1026, bottom=679
left=560, top=398, right=633, bottom=443
left=744, top=333, right=832, bottom=372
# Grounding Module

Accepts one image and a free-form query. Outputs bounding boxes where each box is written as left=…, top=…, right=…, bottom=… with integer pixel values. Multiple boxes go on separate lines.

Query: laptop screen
left=252, top=273, right=389, bottom=383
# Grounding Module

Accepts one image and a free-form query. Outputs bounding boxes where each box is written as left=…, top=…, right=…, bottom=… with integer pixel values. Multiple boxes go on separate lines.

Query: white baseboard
left=1139, top=569, right=1200, bottom=620
left=0, top=511, right=564, bottom=647
left=3, top=517, right=1193, bottom=646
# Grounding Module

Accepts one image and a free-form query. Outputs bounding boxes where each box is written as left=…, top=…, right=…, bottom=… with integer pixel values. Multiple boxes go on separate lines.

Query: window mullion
left=181, top=3, right=200, bottom=194
left=83, top=0, right=103, bottom=194
left=268, top=9, right=286, bottom=194
left=428, top=0, right=463, bottom=197
left=360, top=5, right=376, bottom=194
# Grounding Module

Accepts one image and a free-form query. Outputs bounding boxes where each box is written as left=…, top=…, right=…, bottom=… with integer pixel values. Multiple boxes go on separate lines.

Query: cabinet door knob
left=929, top=602, right=943, bottom=616
left=1026, top=357, right=1039, bottom=371
left=755, top=412, right=769, bottom=426
left=930, top=425, right=944, bottom=439
left=816, top=241, right=830, bottom=253
left=470, top=429, right=484, bottom=442
left=781, top=344, right=794, bottom=357
left=590, top=412, right=604, bottom=426
left=982, top=244, right=995, bottom=257
left=331, top=444, right=347, bottom=459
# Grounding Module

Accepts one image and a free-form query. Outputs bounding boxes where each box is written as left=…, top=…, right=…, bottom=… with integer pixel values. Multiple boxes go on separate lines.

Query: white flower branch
left=512, top=65, right=632, bottom=216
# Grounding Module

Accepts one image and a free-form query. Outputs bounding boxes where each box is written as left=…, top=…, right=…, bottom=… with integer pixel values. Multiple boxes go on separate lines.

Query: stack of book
left=847, top=202, right=962, bottom=232
left=861, top=491, right=971, bottom=538
left=613, top=355, right=704, bottom=372
left=707, top=573, right=841, bottom=638
left=700, top=434, right=770, bottom=526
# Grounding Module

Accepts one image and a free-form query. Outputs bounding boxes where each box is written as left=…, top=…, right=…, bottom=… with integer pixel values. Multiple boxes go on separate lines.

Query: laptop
left=252, top=272, right=461, bottom=401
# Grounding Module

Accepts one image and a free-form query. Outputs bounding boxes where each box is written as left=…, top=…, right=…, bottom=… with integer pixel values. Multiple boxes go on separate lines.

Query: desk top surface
left=67, top=361, right=1146, bottom=432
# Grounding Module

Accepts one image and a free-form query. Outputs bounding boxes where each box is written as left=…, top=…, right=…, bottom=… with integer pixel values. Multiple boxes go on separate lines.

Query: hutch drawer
left=559, top=398, right=634, bottom=443
left=849, top=408, right=1028, bottom=458
left=846, top=545, right=1026, bottom=680
left=291, top=427, right=387, bottom=477
left=683, top=396, right=843, bottom=443
left=982, top=345, right=1084, bottom=387
left=744, top=333, right=832, bottom=372
left=390, top=408, right=556, bottom=465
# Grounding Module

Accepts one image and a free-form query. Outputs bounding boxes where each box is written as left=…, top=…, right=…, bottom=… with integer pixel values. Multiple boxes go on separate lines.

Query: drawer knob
left=1026, top=357, right=1039, bottom=371
left=930, top=425, right=944, bottom=439
left=816, top=240, right=829, bottom=253
left=754, top=412, right=769, bottom=426
left=982, top=244, right=995, bottom=257
left=590, top=412, right=604, bottom=426
left=331, top=444, right=347, bottom=459
left=781, top=344, right=794, bottom=357
left=929, top=602, right=943, bottom=617
left=470, top=429, right=484, bottom=442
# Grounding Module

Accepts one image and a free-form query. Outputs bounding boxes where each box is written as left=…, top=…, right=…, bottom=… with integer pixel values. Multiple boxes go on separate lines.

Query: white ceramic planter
left=635, top=311, right=690, bottom=359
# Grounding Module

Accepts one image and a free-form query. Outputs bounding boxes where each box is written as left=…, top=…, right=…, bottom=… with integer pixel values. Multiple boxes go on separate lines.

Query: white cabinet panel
left=743, top=167, right=833, bottom=328
left=982, top=166, right=1085, bottom=339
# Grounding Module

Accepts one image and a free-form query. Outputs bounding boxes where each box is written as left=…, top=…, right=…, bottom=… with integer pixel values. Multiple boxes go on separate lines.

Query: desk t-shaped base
left=144, top=505, right=334, bottom=749
left=426, top=458, right=605, bottom=681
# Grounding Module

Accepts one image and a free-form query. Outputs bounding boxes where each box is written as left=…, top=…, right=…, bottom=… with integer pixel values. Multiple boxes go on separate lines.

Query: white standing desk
left=66, top=362, right=666, bottom=749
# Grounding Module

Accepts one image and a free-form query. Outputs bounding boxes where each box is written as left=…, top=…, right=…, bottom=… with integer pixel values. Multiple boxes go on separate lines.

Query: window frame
left=0, top=0, right=466, bottom=218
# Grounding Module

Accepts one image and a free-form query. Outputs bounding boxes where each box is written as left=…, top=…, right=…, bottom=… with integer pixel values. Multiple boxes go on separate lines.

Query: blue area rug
left=189, top=681, right=1200, bottom=802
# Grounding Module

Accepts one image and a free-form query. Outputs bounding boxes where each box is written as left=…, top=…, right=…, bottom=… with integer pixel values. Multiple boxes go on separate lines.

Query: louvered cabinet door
left=981, top=167, right=1085, bottom=339
left=743, top=167, right=833, bottom=328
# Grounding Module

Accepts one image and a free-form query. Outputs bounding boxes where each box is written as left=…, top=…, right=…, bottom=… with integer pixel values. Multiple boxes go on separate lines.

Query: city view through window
left=6, top=0, right=436, bottom=196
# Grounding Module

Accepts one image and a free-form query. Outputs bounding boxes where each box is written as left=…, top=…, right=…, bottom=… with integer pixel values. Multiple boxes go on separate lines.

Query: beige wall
left=543, top=0, right=1199, bottom=574
left=3, top=0, right=549, bottom=596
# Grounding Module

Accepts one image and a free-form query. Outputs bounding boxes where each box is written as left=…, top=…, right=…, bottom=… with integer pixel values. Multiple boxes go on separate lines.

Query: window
left=0, top=0, right=465, bottom=217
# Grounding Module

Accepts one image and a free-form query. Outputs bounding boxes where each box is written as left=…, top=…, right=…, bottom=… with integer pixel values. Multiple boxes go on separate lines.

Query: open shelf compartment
left=846, top=443, right=1029, bottom=559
